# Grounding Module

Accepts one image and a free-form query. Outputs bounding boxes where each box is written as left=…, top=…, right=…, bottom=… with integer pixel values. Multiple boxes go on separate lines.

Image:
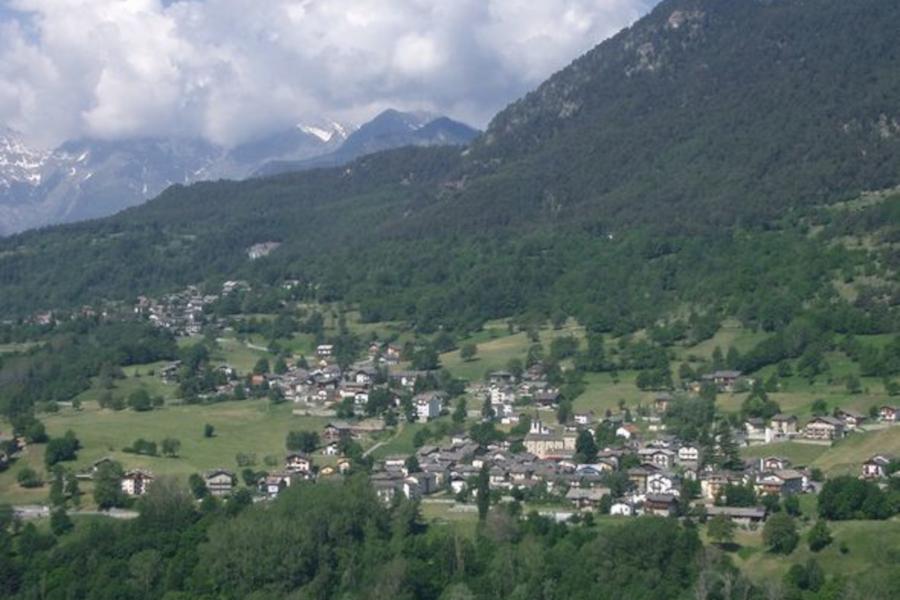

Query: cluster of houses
left=362, top=415, right=817, bottom=520
left=471, top=368, right=561, bottom=425
left=135, top=281, right=249, bottom=335
left=744, top=405, right=900, bottom=445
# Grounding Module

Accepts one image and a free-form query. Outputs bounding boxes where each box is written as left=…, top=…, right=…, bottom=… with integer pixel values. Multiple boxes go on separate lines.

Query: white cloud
left=0, top=0, right=655, bottom=148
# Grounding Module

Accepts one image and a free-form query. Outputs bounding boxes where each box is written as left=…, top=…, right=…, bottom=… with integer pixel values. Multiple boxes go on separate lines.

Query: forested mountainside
left=0, top=0, right=898, bottom=335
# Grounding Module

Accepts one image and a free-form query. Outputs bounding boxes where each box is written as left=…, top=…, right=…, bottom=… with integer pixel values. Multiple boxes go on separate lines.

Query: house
left=754, top=470, right=804, bottom=496
left=644, top=493, right=678, bottom=517
left=878, top=405, right=899, bottom=423
left=647, top=471, right=679, bottom=496
left=835, top=408, right=865, bottom=430
left=654, top=393, right=673, bottom=414
left=640, top=448, right=675, bottom=470
left=616, top=424, right=639, bottom=440
left=323, top=421, right=353, bottom=443
left=415, top=391, right=445, bottom=421
left=352, top=366, right=377, bottom=385
left=523, top=421, right=577, bottom=459
left=803, top=416, right=845, bottom=441
left=705, top=505, right=767, bottom=526
left=337, top=458, right=352, bottom=474
left=701, top=370, right=743, bottom=392
left=565, top=486, right=612, bottom=510
left=574, top=412, right=595, bottom=426
left=405, top=472, right=437, bottom=495
left=769, top=414, right=799, bottom=436
left=861, top=455, right=892, bottom=480
left=700, top=472, right=740, bottom=502
left=316, top=344, right=334, bottom=358
left=677, top=445, right=700, bottom=464
left=372, top=473, right=405, bottom=503
left=285, top=453, right=313, bottom=474
left=261, top=473, right=293, bottom=497
left=390, top=371, right=427, bottom=389
left=627, top=465, right=657, bottom=493
left=121, top=469, right=154, bottom=496
left=322, top=442, right=340, bottom=456
left=610, top=501, right=635, bottom=516
left=743, top=418, right=766, bottom=443
left=204, top=469, right=235, bottom=497
left=759, top=456, right=790, bottom=472
left=488, top=371, right=515, bottom=386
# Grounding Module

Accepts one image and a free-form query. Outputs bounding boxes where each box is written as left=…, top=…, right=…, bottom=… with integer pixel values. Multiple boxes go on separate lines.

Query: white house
left=415, top=392, right=445, bottom=421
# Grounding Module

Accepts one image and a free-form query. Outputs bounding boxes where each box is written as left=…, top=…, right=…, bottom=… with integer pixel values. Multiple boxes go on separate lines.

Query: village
left=106, top=333, right=900, bottom=527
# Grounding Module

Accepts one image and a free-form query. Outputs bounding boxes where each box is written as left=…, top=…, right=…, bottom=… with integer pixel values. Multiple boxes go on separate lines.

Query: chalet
left=769, top=414, right=799, bottom=436
left=647, top=471, right=679, bottom=496
left=861, top=455, right=892, bottom=480
left=121, top=469, right=154, bottom=496
left=316, top=344, right=334, bottom=358
left=803, top=416, right=845, bottom=441
left=639, top=448, right=676, bottom=470
left=261, top=472, right=292, bottom=498
left=835, top=408, right=865, bottom=430
left=654, top=393, right=673, bottom=414
left=759, top=456, right=790, bottom=472
left=743, top=418, right=766, bottom=443
left=616, top=424, right=639, bottom=440
left=754, top=469, right=804, bottom=496
left=574, top=412, right=595, bottom=426
left=337, top=458, right=352, bottom=474
left=701, top=472, right=741, bottom=502
left=388, top=371, right=428, bottom=389
left=351, top=366, right=377, bottom=385
left=705, top=505, right=767, bottom=526
left=322, top=442, right=340, bottom=456
left=415, top=391, right=445, bottom=421
left=285, top=453, right=313, bottom=474
left=627, top=465, right=657, bottom=493
left=677, top=445, right=700, bottom=464
left=371, top=473, right=405, bottom=503
left=323, top=421, right=353, bottom=443
left=702, top=370, right=743, bottom=392
left=878, top=406, right=899, bottom=423
left=384, top=345, right=402, bottom=364
left=488, top=371, right=515, bottom=386
left=565, top=486, right=612, bottom=510
left=610, top=501, right=635, bottom=517
left=644, top=493, right=678, bottom=517
left=533, top=389, right=561, bottom=407
left=204, top=469, right=235, bottom=497
left=406, top=472, right=437, bottom=495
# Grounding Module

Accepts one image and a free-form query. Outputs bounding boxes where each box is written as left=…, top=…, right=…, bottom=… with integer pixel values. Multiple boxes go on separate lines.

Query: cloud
left=0, top=0, right=655, bottom=147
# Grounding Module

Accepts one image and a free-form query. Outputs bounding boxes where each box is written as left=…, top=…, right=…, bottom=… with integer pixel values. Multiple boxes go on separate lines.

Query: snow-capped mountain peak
left=0, top=128, right=54, bottom=188
left=297, top=119, right=354, bottom=143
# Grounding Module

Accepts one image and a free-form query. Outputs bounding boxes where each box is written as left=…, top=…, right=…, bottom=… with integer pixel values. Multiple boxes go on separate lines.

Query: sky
left=0, top=0, right=656, bottom=148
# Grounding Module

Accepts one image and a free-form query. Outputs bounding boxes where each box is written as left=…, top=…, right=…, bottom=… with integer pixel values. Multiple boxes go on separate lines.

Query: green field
left=726, top=519, right=900, bottom=586
left=741, top=426, right=900, bottom=475
left=441, top=321, right=584, bottom=382
left=0, top=398, right=333, bottom=506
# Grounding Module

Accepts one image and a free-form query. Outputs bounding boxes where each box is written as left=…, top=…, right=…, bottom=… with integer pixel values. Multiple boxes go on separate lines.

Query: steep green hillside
left=0, top=0, right=898, bottom=336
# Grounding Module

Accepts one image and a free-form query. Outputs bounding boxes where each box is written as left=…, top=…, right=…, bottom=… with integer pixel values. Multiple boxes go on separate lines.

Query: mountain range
left=0, top=111, right=478, bottom=235
left=0, top=0, right=897, bottom=332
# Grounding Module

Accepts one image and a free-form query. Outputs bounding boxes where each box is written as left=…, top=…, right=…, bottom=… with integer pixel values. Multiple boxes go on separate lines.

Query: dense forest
left=0, top=0, right=897, bottom=333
